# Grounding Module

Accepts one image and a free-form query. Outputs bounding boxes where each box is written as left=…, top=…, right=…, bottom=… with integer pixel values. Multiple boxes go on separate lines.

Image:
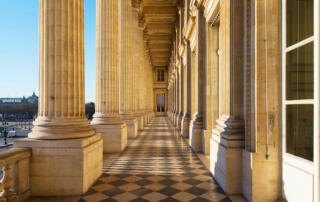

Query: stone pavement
left=80, top=117, right=232, bottom=202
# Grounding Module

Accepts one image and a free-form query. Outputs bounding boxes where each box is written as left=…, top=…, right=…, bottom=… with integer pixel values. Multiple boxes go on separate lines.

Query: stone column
left=181, top=41, right=192, bottom=138
left=142, top=42, right=149, bottom=126
left=172, top=74, right=175, bottom=122
left=15, top=0, right=103, bottom=196
left=172, top=74, right=177, bottom=125
left=168, top=86, right=171, bottom=116
left=119, top=0, right=138, bottom=139
left=211, top=0, right=245, bottom=194
left=136, top=14, right=145, bottom=131
left=30, top=0, right=94, bottom=140
left=175, top=66, right=180, bottom=128
left=91, top=0, right=127, bottom=153
left=189, top=8, right=206, bottom=152
left=176, top=60, right=184, bottom=131
left=147, top=62, right=154, bottom=122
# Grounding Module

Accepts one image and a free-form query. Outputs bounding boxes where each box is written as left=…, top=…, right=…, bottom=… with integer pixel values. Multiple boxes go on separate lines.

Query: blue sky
left=0, top=1, right=96, bottom=102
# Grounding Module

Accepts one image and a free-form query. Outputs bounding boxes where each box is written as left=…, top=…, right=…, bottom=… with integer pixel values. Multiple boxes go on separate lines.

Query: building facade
left=168, top=0, right=319, bottom=201
left=0, top=92, right=38, bottom=104
left=7, top=0, right=319, bottom=201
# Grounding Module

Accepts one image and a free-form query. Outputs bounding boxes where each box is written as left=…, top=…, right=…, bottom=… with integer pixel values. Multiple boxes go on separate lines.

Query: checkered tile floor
left=80, top=117, right=231, bottom=202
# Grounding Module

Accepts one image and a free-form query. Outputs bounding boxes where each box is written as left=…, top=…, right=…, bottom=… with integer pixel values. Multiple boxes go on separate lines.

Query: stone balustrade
left=0, top=148, right=31, bottom=202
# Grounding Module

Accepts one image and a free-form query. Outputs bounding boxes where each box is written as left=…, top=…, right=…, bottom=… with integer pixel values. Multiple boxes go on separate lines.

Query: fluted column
left=15, top=0, right=103, bottom=195
left=91, top=0, right=127, bottom=152
left=119, top=0, right=138, bottom=138
left=29, top=0, right=94, bottom=139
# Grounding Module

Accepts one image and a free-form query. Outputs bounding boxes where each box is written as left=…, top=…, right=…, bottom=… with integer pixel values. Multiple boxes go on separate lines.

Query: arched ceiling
left=141, top=0, right=178, bottom=68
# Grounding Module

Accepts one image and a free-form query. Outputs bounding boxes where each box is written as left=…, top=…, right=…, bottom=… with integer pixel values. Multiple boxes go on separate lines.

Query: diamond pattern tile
left=79, top=117, right=234, bottom=202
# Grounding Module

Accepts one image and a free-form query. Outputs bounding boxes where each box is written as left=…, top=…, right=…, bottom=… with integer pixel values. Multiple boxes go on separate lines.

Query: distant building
left=0, top=92, right=38, bottom=104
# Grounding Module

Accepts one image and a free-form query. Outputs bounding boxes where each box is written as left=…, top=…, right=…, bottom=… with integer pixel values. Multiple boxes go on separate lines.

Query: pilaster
left=189, top=6, right=206, bottom=153
left=181, top=41, right=192, bottom=138
left=210, top=0, right=245, bottom=194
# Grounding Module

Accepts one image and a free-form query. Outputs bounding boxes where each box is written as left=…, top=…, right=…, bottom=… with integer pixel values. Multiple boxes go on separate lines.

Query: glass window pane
left=286, top=104, right=313, bottom=161
left=157, top=70, right=161, bottom=81
left=157, top=70, right=165, bottom=82
left=286, top=0, right=313, bottom=47
left=286, top=42, right=314, bottom=100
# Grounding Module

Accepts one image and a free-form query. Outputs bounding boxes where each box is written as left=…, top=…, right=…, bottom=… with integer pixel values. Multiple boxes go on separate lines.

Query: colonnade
left=91, top=0, right=154, bottom=153
left=11, top=0, right=289, bottom=200
left=167, top=0, right=281, bottom=201
left=15, top=0, right=154, bottom=196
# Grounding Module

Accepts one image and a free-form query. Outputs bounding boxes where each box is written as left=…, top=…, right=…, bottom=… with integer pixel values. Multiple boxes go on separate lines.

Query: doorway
left=156, top=94, right=165, bottom=116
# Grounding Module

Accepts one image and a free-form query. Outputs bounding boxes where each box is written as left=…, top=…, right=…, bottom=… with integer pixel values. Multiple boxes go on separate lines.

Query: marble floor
left=79, top=117, right=233, bottom=202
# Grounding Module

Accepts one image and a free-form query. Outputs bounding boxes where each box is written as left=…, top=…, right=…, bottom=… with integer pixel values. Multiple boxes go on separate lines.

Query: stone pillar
left=119, top=0, right=138, bottom=139
left=176, top=60, right=184, bottom=131
left=172, top=76, right=175, bottom=122
left=175, top=66, right=180, bottom=129
left=136, top=15, right=145, bottom=131
left=172, top=74, right=177, bottom=125
left=168, top=86, right=171, bottom=116
left=15, top=0, right=103, bottom=196
left=189, top=8, right=206, bottom=152
left=91, top=0, right=127, bottom=153
left=142, top=42, right=149, bottom=126
left=211, top=0, right=245, bottom=194
left=132, top=8, right=143, bottom=132
left=181, top=42, right=191, bottom=138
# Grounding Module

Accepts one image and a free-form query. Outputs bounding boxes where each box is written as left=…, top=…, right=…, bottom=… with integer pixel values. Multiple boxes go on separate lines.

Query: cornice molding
left=138, top=13, right=145, bottom=28
left=190, top=27, right=197, bottom=52
left=183, top=17, right=195, bottom=40
left=175, top=56, right=180, bottom=68
left=178, top=43, right=185, bottom=57
left=132, top=0, right=142, bottom=9
left=190, top=0, right=205, bottom=14
left=203, top=0, right=220, bottom=23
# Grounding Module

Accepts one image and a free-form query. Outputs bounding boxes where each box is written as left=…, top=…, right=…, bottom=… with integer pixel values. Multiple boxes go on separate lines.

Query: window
left=284, top=0, right=314, bottom=161
left=157, top=69, right=165, bottom=82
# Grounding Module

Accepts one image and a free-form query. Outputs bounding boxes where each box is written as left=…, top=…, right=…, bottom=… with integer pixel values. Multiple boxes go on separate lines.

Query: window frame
left=281, top=0, right=319, bottom=199
left=157, top=69, right=165, bottom=82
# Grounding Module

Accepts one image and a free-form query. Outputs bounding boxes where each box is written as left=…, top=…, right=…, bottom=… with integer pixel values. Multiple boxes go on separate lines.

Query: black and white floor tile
left=79, top=117, right=233, bottom=202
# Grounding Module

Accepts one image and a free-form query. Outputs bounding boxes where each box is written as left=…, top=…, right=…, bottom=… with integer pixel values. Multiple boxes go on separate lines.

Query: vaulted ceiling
left=142, top=0, right=178, bottom=68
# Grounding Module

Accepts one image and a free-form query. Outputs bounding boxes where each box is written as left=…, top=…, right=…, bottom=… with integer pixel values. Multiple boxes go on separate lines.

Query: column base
left=92, top=123, right=127, bottom=153
left=210, top=115, right=244, bottom=194
left=14, top=134, right=103, bottom=196
left=143, top=114, right=148, bottom=126
left=181, top=114, right=190, bottom=138
left=172, top=112, right=177, bottom=126
left=123, top=117, right=138, bottom=139
left=169, top=112, right=174, bottom=123
left=176, top=113, right=183, bottom=131
left=202, top=129, right=212, bottom=155
left=29, top=117, right=95, bottom=140
left=189, top=114, right=203, bottom=152
left=137, top=115, right=144, bottom=131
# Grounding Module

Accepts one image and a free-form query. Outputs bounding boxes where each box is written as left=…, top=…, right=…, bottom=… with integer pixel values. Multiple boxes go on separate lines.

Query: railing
left=0, top=148, right=31, bottom=202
